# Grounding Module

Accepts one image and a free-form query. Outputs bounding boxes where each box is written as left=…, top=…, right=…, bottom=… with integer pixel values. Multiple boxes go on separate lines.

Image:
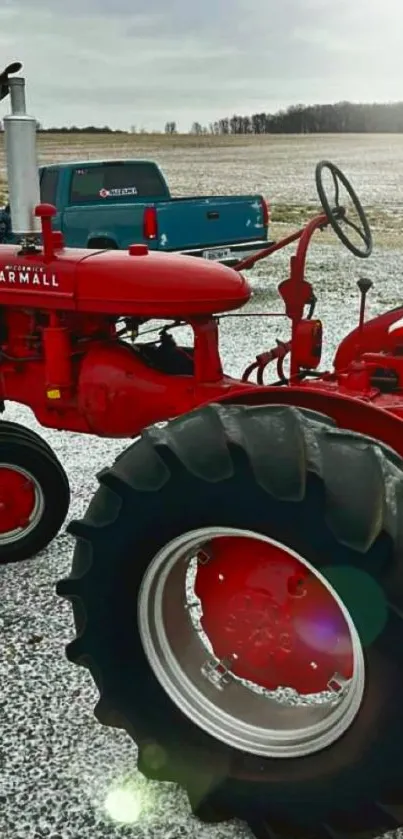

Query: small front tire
left=0, top=423, right=70, bottom=564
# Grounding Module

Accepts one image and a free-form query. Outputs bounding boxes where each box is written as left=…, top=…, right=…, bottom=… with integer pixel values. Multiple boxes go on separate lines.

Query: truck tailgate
left=154, top=195, right=268, bottom=252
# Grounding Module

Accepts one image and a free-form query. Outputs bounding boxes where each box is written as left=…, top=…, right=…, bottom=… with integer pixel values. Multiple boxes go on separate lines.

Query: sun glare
left=104, top=785, right=143, bottom=824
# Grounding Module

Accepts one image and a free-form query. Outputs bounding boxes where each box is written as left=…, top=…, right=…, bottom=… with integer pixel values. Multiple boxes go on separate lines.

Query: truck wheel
left=87, top=237, right=117, bottom=250
left=0, top=423, right=70, bottom=564
left=58, top=404, right=403, bottom=837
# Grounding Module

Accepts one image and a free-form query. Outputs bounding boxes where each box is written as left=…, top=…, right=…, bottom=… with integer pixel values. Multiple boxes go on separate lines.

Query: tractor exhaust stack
left=2, top=64, right=41, bottom=241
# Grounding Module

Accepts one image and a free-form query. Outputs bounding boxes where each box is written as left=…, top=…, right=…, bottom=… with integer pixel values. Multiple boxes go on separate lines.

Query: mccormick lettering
left=0, top=265, right=59, bottom=288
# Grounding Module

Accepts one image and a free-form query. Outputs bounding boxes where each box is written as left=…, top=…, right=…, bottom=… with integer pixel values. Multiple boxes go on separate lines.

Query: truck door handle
left=207, top=211, right=219, bottom=220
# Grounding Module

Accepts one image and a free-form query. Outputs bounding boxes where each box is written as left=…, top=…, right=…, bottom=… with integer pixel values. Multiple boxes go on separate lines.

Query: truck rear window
left=69, top=163, right=168, bottom=203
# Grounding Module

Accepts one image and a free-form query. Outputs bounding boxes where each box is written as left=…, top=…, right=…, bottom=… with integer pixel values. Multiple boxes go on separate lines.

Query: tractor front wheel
left=0, top=422, right=70, bottom=563
left=58, top=404, right=403, bottom=837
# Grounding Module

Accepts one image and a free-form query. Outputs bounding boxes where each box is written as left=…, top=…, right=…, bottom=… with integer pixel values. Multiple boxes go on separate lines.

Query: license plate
left=202, top=247, right=232, bottom=261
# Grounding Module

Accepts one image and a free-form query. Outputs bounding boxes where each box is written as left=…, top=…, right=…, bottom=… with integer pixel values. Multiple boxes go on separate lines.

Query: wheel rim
left=138, top=527, right=365, bottom=758
left=0, top=464, right=45, bottom=545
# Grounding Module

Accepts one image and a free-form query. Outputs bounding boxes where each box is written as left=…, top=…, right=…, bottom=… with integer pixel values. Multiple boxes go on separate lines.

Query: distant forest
left=2, top=101, right=403, bottom=134
left=192, top=101, right=403, bottom=134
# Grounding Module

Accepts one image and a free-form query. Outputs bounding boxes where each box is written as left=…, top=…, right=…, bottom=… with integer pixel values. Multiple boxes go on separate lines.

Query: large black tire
left=57, top=404, right=403, bottom=838
left=0, top=422, right=70, bottom=564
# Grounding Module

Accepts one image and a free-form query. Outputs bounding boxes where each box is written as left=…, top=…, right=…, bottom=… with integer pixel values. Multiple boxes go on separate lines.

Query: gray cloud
left=0, top=0, right=401, bottom=129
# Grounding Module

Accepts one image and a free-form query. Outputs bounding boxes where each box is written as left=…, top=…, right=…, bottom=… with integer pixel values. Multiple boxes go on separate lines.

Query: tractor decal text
left=0, top=265, right=59, bottom=288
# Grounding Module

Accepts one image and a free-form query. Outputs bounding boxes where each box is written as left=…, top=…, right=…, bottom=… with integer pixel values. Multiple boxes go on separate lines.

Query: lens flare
left=104, top=785, right=142, bottom=824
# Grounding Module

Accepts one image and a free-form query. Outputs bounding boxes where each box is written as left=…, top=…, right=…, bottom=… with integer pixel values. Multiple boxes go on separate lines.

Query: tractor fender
left=334, top=306, right=403, bottom=371
left=213, top=384, right=403, bottom=460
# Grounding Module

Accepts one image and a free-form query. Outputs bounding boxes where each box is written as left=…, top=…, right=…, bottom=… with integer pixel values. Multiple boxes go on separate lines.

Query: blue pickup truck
left=0, top=158, right=272, bottom=264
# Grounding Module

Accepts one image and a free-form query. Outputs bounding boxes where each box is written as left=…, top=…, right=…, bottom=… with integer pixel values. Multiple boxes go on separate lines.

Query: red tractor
left=2, top=64, right=403, bottom=838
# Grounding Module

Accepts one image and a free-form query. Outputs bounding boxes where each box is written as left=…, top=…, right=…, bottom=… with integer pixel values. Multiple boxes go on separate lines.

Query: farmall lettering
left=0, top=264, right=59, bottom=288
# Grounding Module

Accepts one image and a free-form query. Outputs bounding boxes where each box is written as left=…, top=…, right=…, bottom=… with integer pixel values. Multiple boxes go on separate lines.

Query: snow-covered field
left=1, top=135, right=403, bottom=839
left=1, top=131, right=403, bottom=242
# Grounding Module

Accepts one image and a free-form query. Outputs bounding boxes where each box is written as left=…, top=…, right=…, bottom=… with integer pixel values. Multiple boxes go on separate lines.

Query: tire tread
left=57, top=403, right=403, bottom=837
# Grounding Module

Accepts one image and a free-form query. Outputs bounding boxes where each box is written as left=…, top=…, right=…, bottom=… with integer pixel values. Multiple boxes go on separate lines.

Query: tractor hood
left=75, top=245, right=251, bottom=317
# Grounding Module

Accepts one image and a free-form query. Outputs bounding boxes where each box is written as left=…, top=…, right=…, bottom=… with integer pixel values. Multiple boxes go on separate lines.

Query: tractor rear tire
left=58, top=404, right=403, bottom=838
left=0, top=422, right=70, bottom=564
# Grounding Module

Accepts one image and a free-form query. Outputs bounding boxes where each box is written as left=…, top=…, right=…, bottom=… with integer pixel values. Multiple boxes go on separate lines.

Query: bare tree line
left=2, top=102, right=403, bottom=134
left=189, top=102, right=403, bottom=135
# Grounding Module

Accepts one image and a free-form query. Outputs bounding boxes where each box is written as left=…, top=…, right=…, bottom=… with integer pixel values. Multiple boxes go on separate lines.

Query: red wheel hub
left=194, top=536, right=353, bottom=695
left=0, top=466, right=37, bottom=535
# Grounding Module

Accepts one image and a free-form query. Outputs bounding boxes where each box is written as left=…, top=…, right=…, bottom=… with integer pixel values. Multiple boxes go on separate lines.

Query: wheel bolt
left=287, top=575, right=306, bottom=598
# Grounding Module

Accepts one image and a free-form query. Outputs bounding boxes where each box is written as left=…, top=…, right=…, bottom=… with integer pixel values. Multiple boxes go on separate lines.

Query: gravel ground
left=2, top=171, right=403, bottom=837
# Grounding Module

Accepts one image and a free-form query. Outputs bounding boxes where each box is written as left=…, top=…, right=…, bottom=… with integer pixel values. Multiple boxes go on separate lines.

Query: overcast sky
left=0, top=0, right=402, bottom=131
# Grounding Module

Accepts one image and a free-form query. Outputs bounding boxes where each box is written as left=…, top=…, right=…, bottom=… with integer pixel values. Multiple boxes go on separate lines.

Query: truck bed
left=61, top=194, right=270, bottom=264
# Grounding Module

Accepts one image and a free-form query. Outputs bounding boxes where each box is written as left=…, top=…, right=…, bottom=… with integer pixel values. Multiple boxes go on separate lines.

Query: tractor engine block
left=0, top=309, right=226, bottom=437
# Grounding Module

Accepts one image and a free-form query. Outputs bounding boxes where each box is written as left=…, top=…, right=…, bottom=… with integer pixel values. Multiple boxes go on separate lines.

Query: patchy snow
left=2, top=147, right=403, bottom=839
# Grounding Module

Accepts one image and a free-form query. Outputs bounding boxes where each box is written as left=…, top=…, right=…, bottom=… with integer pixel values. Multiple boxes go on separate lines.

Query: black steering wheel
left=0, top=61, right=22, bottom=102
left=315, top=160, right=372, bottom=258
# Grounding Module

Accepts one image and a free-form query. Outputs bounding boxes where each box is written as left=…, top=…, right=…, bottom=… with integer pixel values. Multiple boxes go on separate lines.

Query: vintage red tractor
left=2, top=64, right=403, bottom=838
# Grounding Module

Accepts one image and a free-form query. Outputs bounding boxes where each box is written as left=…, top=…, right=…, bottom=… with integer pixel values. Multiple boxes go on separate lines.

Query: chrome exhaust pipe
left=1, top=63, right=41, bottom=243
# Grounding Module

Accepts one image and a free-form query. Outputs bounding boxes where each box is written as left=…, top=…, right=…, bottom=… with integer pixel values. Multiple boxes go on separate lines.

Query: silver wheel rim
left=138, top=527, right=365, bottom=758
left=0, top=463, right=45, bottom=545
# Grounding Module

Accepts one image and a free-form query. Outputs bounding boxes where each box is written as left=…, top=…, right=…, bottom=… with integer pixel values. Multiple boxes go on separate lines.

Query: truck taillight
left=143, top=206, right=158, bottom=240
left=261, top=198, right=270, bottom=227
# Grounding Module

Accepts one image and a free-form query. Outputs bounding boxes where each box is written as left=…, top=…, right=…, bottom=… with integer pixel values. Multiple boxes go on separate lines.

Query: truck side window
left=40, top=169, right=59, bottom=205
